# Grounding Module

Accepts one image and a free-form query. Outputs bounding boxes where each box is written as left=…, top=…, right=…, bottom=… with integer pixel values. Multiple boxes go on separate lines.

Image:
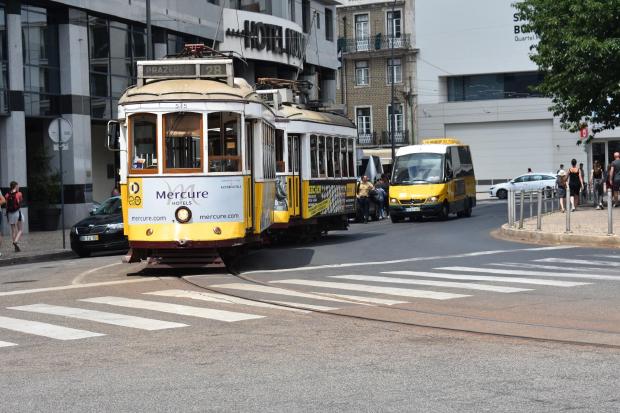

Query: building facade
left=336, top=0, right=416, bottom=167
left=0, top=0, right=339, bottom=232
left=415, top=0, right=585, bottom=188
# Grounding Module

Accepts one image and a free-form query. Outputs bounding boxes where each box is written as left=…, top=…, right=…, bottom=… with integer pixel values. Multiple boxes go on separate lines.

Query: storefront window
left=164, top=112, right=202, bottom=171
left=448, top=72, right=544, bottom=102
left=22, top=5, right=60, bottom=116
left=130, top=113, right=158, bottom=172
left=208, top=112, right=241, bottom=172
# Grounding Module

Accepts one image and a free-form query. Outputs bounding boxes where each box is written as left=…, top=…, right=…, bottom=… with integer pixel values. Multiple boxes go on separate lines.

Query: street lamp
left=146, top=0, right=153, bottom=59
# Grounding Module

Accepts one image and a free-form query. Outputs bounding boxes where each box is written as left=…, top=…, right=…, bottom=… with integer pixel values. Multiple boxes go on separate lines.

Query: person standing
left=610, top=152, right=620, bottom=207
left=590, top=160, right=604, bottom=209
left=567, top=159, right=583, bottom=211
left=0, top=192, right=5, bottom=255
left=556, top=164, right=564, bottom=174
left=556, top=170, right=567, bottom=212
left=356, top=175, right=374, bottom=223
left=5, top=181, right=23, bottom=252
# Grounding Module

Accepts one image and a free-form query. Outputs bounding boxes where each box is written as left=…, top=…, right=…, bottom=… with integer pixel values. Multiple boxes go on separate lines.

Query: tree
left=514, top=0, right=620, bottom=142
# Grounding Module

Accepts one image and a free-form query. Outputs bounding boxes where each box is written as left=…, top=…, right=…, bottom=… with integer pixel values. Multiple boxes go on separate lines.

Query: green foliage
left=514, top=0, right=620, bottom=137
left=27, top=146, right=61, bottom=209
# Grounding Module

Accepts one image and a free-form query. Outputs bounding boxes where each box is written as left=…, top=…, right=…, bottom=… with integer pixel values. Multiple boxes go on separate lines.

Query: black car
left=70, top=196, right=128, bottom=257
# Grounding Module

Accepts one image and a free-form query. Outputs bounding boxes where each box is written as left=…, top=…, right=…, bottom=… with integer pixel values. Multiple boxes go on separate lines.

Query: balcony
left=357, top=130, right=409, bottom=147
left=338, top=34, right=411, bottom=54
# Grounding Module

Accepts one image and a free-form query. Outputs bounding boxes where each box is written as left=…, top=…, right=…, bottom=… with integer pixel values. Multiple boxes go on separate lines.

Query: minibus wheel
left=439, top=202, right=450, bottom=220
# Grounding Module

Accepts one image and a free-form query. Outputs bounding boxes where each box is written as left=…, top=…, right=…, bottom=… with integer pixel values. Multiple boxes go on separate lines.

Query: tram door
left=288, top=134, right=301, bottom=217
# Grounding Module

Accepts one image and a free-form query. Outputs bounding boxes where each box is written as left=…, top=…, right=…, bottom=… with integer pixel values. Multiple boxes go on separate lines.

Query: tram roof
left=278, top=104, right=356, bottom=129
left=119, top=78, right=263, bottom=105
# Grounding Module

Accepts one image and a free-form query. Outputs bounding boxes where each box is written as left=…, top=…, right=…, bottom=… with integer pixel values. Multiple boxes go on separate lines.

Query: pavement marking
left=72, top=262, right=123, bottom=285
left=9, top=304, right=188, bottom=331
left=331, top=275, right=532, bottom=293
left=145, top=289, right=310, bottom=314
left=385, top=271, right=589, bottom=287
left=0, top=316, right=104, bottom=340
left=271, top=279, right=470, bottom=300
left=579, top=254, right=620, bottom=260
left=491, top=262, right=620, bottom=277
left=241, top=246, right=576, bottom=274
left=0, top=340, right=17, bottom=347
left=211, top=283, right=361, bottom=304
left=268, top=301, right=339, bottom=311
left=310, top=293, right=407, bottom=306
left=437, top=267, right=602, bottom=282
left=536, top=258, right=620, bottom=268
left=0, top=278, right=156, bottom=297
left=80, top=297, right=265, bottom=323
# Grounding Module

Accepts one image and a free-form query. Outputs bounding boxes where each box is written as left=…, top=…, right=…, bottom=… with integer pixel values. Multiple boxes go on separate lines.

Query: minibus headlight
left=175, top=206, right=192, bottom=224
left=390, top=198, right=397, bottom=203
left=426, top=196, right=438, bottom=203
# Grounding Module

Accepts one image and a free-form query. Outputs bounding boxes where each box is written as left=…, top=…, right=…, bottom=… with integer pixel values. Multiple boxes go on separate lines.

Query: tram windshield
left=392, top=152, right=444, bottom=184
left=164, top=112, right=202, bottom=171
left=208, top=112, right=241, bottom=172
left=130, top=114, right=158, bottom=171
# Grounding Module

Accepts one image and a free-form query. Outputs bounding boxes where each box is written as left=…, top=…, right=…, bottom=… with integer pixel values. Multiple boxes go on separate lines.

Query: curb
left=499, top=224, right=620, bottom=249
left=0, top=250, right=76, bottom=266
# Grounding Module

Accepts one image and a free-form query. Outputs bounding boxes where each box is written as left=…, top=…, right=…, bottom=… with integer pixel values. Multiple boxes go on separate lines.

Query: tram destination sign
left=141, top=63, right=228, bottom=79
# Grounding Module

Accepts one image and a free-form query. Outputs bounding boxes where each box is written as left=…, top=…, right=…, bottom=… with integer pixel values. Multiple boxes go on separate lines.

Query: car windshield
left=392, top=153, right=443, bottom=185
left=92, top=197, right=122, bottom=215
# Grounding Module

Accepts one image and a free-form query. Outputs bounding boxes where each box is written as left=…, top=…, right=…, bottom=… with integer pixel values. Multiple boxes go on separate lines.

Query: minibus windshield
left=392, top=153, right=444, bottom=185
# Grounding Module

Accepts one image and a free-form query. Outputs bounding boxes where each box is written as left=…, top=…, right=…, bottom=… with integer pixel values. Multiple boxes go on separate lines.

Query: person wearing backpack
left=5, top=181, right=23, bottom=252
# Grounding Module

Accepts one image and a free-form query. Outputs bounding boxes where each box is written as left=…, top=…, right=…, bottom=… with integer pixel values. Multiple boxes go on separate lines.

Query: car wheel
left=496, top=189, right=508, bottom=199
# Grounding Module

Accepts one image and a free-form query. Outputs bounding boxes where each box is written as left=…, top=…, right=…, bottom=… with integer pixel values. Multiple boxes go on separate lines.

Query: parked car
left=489, top=173, right=557, bottom=199
left=70, top=196, right=128, bottom=257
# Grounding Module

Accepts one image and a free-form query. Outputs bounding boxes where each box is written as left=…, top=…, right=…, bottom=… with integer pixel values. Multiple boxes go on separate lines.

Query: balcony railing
left=357, top=130, right=409, bottom=146
left=338, top=34, right=411, bottom=54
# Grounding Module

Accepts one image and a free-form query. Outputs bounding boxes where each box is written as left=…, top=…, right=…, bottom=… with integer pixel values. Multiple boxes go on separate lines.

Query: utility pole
left=146, top=0, right=153, bottom=59
left=390, top=0, right=396, bottom=163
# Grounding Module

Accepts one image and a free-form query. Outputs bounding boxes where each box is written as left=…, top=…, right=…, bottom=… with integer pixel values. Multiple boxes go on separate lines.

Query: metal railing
left=357, top=132, right=375, bottom=145
left=338, top=34, right=412, bottom=53
left=506, top=188, right=615, bottom=235
left=381, top=129, right=409, bottom=145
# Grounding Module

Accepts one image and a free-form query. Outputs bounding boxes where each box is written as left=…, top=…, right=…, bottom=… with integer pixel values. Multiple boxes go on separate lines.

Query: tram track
left=178, top=266, right=620, bottom=350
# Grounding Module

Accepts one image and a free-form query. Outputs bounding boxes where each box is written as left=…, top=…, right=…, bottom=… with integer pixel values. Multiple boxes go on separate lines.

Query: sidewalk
left=499, top=203, right=620, bottom=248
left=0, top=230, right=75, bottom=265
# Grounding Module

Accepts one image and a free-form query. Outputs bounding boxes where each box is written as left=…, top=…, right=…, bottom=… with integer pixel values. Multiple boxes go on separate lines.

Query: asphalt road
left=1, top=200, right=619, bottom=412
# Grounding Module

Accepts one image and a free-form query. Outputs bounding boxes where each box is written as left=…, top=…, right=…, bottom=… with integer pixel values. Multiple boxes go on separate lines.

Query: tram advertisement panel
left=307, top=180, right=356, bottom=217
left=126, top=176, right=243, bottom=224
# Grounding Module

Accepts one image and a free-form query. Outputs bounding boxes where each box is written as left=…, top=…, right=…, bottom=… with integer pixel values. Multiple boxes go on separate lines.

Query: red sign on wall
left=579, top=127, right=588, bottom=139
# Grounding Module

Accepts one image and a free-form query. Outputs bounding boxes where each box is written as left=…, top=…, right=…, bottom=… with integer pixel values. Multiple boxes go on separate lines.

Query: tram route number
left=128, top=195, right=142, bottom=207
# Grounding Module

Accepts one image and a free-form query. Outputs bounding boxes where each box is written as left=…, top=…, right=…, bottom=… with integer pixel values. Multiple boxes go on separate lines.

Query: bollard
left=537, top=189, right=543, bottom=230
left=519, top=190, right=525, bottom=229
left=565, top=186, right=571, bottom=233
left=608, top=189, right=613, bottom=236
left=529, top=192, right=533, bottom=218
left=507, top=189, right=512, bottom=226
left=510, top=190, right=516, bottom=227
left=508, top=190, right=514, bottom=227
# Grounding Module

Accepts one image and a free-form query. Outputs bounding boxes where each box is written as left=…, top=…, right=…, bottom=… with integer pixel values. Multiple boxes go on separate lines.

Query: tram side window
left=310, top=135, right=318, bottom=178
left=163, top=112, right=202, bottom=171
left=334, top=138, right=341, bottom=178
left=340, top=138, right=348, bottom=177
left=208, top=112, right=241, bottom=172
left=130, top=113, right=158, bottom=172
left=275, top=129, right=285, bottom=172
left=288, top=134, right=300, bottom=173
left=327, top=137, right=334, bottom=177
left=318, top=136, right=326, bottom=177
left=262, top=122, right=276, bottom=180
left=347, top=139, right=354, bottom=177
left=245, top=120, right=253, bottom=172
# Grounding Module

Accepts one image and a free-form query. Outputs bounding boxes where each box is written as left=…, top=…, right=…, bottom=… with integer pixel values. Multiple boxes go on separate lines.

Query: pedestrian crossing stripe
left=436, top=267, right=596, bottom=283
left=271, top=279, right=470, bottom=300
left=310, top=293, right=407, bottom=306
left=9, top=304, right=188, bottom=330
left=80, top=297, right=265, bottom=322
left=331, top=275, right=532, bottom=293
left=490, top=263, right=620, bottom=279
left=0, top=340, right=17, bottom=347
left=536, top=258, right=620, bottom=268
left=210, top=283, right=359, bottom=304
left=385, top=270, right=589, bottom=287
left=145, top=289, right=311, bottom=314
left=0, top=316, right=104, bottom=340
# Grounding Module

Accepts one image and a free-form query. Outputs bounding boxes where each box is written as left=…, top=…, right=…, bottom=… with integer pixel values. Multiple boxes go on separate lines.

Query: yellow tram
left=108, top=49, right=357, bottom=265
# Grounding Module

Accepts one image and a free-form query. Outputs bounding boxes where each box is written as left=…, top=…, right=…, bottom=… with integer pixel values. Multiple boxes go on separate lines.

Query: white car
left=489, top=173, right=557, bottom=199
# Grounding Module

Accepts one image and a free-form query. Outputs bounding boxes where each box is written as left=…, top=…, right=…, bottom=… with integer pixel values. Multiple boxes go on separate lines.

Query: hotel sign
left=226, top=20, right=304, bottom=59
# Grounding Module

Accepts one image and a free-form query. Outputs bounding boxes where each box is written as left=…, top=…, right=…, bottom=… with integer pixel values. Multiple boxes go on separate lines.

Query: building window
left=388, top=103, right=403, bottom=132
left=325, top=9, right=333, bottom=41
left=355, top=14, right=369, bottom=51
left=356, top=107, right=372, bottom=136
left=88, top=16, right=147, bottom=119
left=0, top=5, right=7, bottom=114
left=355, top=60, right=369, bottom=86
left=22, top=5, right=61, bottom=117
left=447, top=72, right=544, bottom=101
left=166, top=32, right=209, bottom=56
left=387, top=58, right=402, bottom=84
left=302, top=0, right=311, bottom=33
left=289, top=0, right=295, bottom=22
left=387, top=10, right=401, bottom=38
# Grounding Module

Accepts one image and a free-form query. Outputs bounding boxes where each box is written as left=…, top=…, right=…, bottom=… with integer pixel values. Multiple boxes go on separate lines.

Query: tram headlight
left=175, top=206, right=192, bottom=224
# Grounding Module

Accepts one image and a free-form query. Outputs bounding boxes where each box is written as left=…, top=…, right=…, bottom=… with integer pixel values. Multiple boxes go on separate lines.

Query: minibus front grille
left=400, top=199, right=425, bottom=205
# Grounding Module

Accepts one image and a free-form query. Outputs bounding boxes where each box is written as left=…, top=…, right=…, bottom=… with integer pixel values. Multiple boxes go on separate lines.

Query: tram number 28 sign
left=126, top=177, right=244, bottom=224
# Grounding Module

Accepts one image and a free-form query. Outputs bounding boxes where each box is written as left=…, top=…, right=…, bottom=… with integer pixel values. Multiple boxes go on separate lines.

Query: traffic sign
left=48, top=117, right=73, bottom=144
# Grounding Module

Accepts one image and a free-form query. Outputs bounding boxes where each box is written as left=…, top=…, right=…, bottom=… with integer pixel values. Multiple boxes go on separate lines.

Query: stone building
left=336, top=0, right=416, bottom=167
